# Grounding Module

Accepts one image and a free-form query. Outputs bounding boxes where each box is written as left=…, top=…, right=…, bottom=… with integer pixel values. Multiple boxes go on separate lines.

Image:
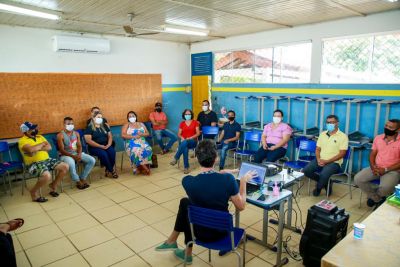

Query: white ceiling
left=0, top=0, right=399, bottom=43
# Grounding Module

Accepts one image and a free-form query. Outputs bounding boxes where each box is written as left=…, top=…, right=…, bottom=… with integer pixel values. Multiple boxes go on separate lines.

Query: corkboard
left=0, top=73, right=162, bottom=139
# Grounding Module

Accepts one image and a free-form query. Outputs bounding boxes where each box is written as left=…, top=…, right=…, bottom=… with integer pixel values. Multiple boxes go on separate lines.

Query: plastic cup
left=353, top=223, right=365, bottom=239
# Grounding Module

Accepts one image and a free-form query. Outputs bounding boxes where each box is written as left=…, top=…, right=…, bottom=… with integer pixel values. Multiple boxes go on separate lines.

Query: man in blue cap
left=18, top=122, right=69, bottom=202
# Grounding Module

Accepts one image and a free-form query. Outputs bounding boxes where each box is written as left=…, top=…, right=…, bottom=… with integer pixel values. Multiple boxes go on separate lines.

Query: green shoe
left=155, top=242, right=178, bottom=251
left=174, top=249, right=193, bottom=265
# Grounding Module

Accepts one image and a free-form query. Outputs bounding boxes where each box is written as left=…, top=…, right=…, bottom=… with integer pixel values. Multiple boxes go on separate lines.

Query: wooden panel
left=0, top=73, right=161, bottom=139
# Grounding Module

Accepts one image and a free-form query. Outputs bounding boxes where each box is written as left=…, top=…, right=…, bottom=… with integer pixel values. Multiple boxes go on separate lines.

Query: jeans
left=174, top=198, right=226, bottom=245
left=219, top=142, right=237, bottom=168
left=0, top=232, right=16, bottom=267
left=153, top=129, right=178, bottom=151
left=88, top=146, right=116, bottom=173
left=174, top=139, right=197, bottom=168
left=303, top=159, right=341, bottom=190
left=60, top=152, right=96, bottom=182
left=253, top=143, right=287, bottom=163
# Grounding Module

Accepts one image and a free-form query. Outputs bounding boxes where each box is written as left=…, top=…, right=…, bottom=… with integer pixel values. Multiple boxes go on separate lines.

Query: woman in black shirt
left=84, top=111, right=118, bottom=178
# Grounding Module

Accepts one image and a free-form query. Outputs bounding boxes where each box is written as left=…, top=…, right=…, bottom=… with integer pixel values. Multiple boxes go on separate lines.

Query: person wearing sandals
left=84, top=111, right=118, bottom=178
left=57, top=117, right=95, bottom=189
left=0, top=218, right=24, bottom=267
left=170, top=109, right=200, bottom=174
left=156, top=140, right=257, bottom=265
left=18, top=122, right=69, bottom=202
left=121, top=111, right=153, bottom=175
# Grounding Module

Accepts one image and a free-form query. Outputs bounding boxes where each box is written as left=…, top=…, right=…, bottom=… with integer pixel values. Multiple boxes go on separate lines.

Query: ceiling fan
left=123, top=13, right=159, bottom=37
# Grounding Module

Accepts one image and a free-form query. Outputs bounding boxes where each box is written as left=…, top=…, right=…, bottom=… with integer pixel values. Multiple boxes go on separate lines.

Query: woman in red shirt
left=170, top=109, right=200, bottom=174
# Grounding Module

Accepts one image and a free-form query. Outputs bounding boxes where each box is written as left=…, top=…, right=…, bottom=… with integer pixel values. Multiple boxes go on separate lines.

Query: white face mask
left=202, top=105, right=209, bottom=112
left=273, top=117, right=282, bottom=124
left=94, top=118, right=103, bottom=124
left=65, top=124, right=74, bottom=131
left=129, top=117, right=136, bottom=123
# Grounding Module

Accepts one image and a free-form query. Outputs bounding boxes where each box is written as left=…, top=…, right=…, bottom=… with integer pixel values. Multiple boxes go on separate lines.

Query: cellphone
left=257, top=194, right=267, bottom=201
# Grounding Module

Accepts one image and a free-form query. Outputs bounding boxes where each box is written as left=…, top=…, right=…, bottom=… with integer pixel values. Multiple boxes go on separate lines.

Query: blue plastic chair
left=0, top=141, right=24, bottom=178
left=201, top=126, right=219, bottom=141
left=284, top=139, right=316, bottom=170
left=234, top=131, right=262, bottom=166
left=186, top=205, right=246, bottom=267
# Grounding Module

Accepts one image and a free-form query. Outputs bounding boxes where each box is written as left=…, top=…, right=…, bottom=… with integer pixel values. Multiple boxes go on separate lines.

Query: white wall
left=0, top=25, right=190, bottom=84
left=191, top=10, right=400, bottom=83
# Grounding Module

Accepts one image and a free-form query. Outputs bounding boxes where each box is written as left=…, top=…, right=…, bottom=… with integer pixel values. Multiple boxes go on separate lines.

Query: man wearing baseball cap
left=18, top=122, right=69, bottom=202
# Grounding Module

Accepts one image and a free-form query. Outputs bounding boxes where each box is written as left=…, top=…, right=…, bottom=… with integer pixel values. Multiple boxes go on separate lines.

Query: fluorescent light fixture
left=164, top=24, right=209, bottom=36
left=0, top=3, right=60, bottom=20
left=386, top=0, right=398, bottom=2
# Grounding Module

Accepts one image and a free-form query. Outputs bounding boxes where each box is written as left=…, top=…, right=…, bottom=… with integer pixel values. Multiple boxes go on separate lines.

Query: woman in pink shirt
left=254, top=109, right=292, bottom=163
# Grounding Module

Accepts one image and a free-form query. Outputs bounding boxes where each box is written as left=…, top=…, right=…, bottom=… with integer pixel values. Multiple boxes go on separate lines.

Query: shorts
left=28, top=158, right=61, bottom=177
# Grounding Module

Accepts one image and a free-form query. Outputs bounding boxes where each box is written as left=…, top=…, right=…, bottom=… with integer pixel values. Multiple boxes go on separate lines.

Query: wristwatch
left=384, top=167, right=388, bottom=173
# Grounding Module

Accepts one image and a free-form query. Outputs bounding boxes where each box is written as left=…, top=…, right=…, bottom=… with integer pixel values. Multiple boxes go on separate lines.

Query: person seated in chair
left=355, top=119, right=400, bottom=209
left=170, top=109, right=200, bottom=174
left=57, top=117, right=95, bottom=190
left=197, top=100, right=218, bottom=139
left=149, top=102, right=178, bottom=154
left=18, top=122, right=69, bottom=202
left=253, top=109, right=292, bottom=164
left=84, top=111, right=118, bottom=178
left=217, top=110, right=241, bottom=170
left=121, top=111, right=153, bottom=175
left=156, top=139, right=256, bottom=265
left=303, top=115, right=348, bottom=196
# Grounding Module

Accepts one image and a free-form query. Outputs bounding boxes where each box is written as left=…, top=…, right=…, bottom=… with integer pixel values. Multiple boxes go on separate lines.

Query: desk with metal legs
left=235, top=189, right=292, bottom=267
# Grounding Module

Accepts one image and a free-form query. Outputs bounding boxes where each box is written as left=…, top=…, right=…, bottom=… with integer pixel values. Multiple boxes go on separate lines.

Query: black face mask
left=384, top=127, right=398, bottom=136
left=228, top=117, right=235, bottom=121
left=31, top=129, right=38, bottom=136
left=155, top=107, right=162, bottom=112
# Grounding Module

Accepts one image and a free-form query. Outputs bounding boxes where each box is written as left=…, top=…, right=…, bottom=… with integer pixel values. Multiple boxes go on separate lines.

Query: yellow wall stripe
left=212, top=87, right=400, bottom=97
left=162, top=87, right=187, bottom=92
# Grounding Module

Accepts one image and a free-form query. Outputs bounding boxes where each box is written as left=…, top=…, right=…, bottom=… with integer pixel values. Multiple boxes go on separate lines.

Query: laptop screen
left=237, top=162, right=267, bottom=186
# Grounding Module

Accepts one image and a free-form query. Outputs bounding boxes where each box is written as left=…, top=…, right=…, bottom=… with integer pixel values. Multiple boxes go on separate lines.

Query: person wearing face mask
left=253, top=109, right=292, bottom=164
left=57, top=117, right=95, bottom=190
left=197, top=99, right=218, bottom=128
left=121, top=111, right=153, bottom=175
left=303, top=115, right=349, bottom=197
left=18, top=122, right=69, bottom=202
left=86, top=106, right=109, bottom=126
left=217, top=110, right=241, bottom=170
left=84, top=111, right=118, bottom=178
left=355, top=119, right=400, bottom=209
left=170, top=109, right=200, bottom=174
left=149, top=102, right=178, bottom=154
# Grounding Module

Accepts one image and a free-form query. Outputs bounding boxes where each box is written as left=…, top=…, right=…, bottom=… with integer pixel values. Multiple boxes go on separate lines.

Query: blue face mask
left=184, top=115, right=192, bottom=121
left=326, top=123, right=335, bottom=132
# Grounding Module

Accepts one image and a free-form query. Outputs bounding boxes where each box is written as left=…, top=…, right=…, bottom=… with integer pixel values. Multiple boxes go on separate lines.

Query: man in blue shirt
left=217, top=110, right=241, bottom=170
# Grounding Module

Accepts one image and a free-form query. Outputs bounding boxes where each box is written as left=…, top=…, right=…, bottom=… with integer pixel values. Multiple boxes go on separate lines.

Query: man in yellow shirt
left=303, top=115, right=349, bottom=196
left=18, top=122, right=69, bottom=202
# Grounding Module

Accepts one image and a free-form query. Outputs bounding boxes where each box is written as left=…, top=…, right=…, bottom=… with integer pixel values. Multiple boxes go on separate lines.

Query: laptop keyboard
left=236, top=180, right=261, bottom=194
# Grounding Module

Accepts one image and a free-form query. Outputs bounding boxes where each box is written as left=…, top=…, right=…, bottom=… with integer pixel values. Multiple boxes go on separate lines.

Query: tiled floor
left=0, top=152, right=372, bottom=267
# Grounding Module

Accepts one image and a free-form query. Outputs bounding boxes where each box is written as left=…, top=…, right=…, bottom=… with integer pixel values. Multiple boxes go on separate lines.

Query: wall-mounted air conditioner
left=52, top=35, right=110, bottom=54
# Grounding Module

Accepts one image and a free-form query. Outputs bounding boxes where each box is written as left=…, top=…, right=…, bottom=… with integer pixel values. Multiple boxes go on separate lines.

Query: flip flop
left=1, top=218, right=24, bottom=231
left=33, top=197, right=48, bottom=203
left=49, top=191, right=59, bottom=197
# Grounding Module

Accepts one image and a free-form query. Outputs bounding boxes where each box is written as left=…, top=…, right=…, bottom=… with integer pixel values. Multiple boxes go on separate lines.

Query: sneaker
left=155, top=242, right=178, bottom=251
left=170, top=159, right=178, bottom=166
left=184, top=168, right=190, bottom=174
left=312, top=188, right=321, bottom=197
left=174, top=249, right=193, bottom=265
left=366, top=198, right=375, bottom=207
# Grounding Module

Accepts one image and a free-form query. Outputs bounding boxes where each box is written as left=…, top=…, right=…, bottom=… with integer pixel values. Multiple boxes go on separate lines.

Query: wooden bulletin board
left=0, top=73, right=162, bottom=139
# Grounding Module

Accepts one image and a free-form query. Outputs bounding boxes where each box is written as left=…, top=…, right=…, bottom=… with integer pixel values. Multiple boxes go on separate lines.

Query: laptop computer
left=236, top=162, right=268, bottom=195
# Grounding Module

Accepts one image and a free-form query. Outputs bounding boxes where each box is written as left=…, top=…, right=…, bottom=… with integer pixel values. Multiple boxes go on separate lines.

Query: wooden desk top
left=322, top=202, right=400, bottom=267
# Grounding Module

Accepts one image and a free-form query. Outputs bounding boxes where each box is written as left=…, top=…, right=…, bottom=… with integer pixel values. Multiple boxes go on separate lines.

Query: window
left=321, top=33, right=400, bottom=83
left=214, top=42, right=311, bottom=83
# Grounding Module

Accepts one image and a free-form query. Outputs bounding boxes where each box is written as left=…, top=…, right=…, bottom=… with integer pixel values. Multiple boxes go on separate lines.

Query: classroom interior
left=0, top=1, right=400, bottom=267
